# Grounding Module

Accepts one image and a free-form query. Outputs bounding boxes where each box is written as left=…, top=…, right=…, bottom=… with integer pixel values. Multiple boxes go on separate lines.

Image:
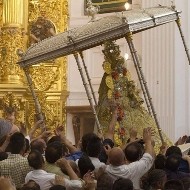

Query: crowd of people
left=0, top=107, right=190, bottom=190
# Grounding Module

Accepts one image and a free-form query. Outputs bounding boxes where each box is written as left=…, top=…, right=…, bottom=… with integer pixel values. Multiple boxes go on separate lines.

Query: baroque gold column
left=0, top=0, right=28, bottom=123
left=0, top=0, right=25, bottom=84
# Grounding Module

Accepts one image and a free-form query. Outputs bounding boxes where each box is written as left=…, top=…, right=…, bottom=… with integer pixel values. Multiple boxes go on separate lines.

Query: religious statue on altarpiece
left=97, top=41, right=172, bottom=151
left=29, top=11, right=56, bottom=45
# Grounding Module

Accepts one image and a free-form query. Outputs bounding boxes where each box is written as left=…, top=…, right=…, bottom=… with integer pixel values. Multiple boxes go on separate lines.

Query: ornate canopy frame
left=18, top=6, right=190, bottom=143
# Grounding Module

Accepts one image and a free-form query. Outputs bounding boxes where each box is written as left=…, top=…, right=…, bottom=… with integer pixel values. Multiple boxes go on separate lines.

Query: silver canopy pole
left=24, top=67, right=46, bottom=130
left=125, top=36, right=152, bottom=116
left=73, top=52, right=102, bottom=135
left=125, top=32, right=164, bottom=144
left=176, top=18, right=190, bottom=65
left=79, top=51, right=98, bottom=106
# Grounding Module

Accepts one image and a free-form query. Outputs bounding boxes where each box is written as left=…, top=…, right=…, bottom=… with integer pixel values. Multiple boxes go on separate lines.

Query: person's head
left=47, top=136, right=61, bottom=144
left=45, top=141, right=65, bottom=164
left=147, top=169, right=167, bottom=189
left=47, top=136, right=69, bottom=155
left=21, top=180, right=40, bottom=190
left=0, top=151, right=8, bottom=161
left=81, top=133, right=98, bottom=153
left=165, top=146, right=182, bottom=157
left=31, top=138, right=46, bottom=154
left=165, top=154, right=181, bottom=172
left=124, top=142, right=144, bottom=163
left=9, top=132, right=26, bottom=155
left=5, top=107, right=16, bottom=124
left=78, top=154, right=95, bottom=178
left=49, top=185, right=66, bottom=190
left=25, top=138, right=30, bottom=154
left=164, top=179, right=184, bottom=190
left=97, top=172, right=114, bottom=190
left=108, top=147, right=125, bottom=166
left=154, top=154, right=166, bottom=169
left=86, top=136, right=102, bottom=158
left=27, top=150, right=44, bottom=169
left=112, top=178, right=133, bottom=190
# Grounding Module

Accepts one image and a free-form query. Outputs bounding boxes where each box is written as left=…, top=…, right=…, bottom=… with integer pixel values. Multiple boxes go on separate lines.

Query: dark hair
left=165, top=146, right=182, bottom=157
left=30, top=139, right=46, bottom=154
left=86, top=136, right=102, bottom=157
left=165, top=154, right=181, bottom=172
left=21, top=180, right=40, bottom=190
left=78, top=154, right=95, bottom=178
left=49, top=185, right=66, bottom=190
left=147, top=169, right=166, bottom=189
left=154, top=154, right=166, bottom=169
left=97, top=172, right=114, bottom=190
left=47, top=136, right=61, bottom=144
left=25, top=138, right=30, bottom=153
left=0, top=151, right=8, bottom=161
left=9, top=132, right=26, bottom=154
left=81, top=133, right=98, bottom=153
left=45, top=141, right=64, bottom=163
left=112, top=178, right=133, bottom=190
left=164, top=179, right=184, bottom=190
left=5, top=107, right=15, bottom=115
left=124, top=142, right=144, bottom=162
left=47, top=136, right=68, bottom=154
left=28, top=150, right=44, bottom=169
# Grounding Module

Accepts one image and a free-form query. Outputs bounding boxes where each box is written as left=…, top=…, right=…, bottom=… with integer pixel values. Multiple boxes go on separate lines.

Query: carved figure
left=30, top=13, right=56, bottom=44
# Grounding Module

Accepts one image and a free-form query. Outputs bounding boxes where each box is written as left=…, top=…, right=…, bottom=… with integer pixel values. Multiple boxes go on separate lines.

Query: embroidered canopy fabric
left=18, top=6, right=180, bottom=67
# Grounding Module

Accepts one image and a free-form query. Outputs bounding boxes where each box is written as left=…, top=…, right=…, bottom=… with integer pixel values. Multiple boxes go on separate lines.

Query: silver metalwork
left=73, top=52, right=102, bottom=134
left=24, top=68, right=46, bottom=131
left=86, top=0, right=100, bottom=22
left=18, top=6, right=180, bottom=67
left=125, top=36, right=152, bottom=115
left=126, top=33, right=164, bottom=144
left=17, top=6, right=190, bottom=144
left=176, top=18, right=190, bottom=65
left=79, top=51, right=98, bottom=106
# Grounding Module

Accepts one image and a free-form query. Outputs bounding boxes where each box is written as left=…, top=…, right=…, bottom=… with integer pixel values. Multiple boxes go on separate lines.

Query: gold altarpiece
left=0, top=0, right=69, bottom=131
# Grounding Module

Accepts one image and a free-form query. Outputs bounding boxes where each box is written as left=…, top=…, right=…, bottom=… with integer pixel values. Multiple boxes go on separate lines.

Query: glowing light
left=124, top=53, right=129, bottom=60
left=124, top=2, right=130, bottom=10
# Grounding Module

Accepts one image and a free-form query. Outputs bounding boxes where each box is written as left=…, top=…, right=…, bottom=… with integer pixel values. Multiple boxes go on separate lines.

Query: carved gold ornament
left=0, top=28, right=25, bottom=83
left=29, top=64, right=60, bottom=91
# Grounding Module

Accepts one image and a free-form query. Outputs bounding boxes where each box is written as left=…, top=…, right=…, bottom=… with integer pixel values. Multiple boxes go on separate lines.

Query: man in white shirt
left=86, top=135, right=106, bottom=170
left=26, top=150, right=82, bottom=190
left=106, top=127, right=155, bottom=189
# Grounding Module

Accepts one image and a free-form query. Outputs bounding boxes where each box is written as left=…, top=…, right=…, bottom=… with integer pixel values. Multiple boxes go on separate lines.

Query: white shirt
left=25, top=169, right=82, bottom=190
left=25, top=170, right=55, bottom=190
left=106, top=153, right=154, bottom=190
left=89, top=157, right=106, bottom=171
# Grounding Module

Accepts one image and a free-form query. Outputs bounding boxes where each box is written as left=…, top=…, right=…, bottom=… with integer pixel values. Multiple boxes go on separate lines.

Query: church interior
left=1, top=0, right=188, bottom=143
left=0, top=0, right=190, bottom=189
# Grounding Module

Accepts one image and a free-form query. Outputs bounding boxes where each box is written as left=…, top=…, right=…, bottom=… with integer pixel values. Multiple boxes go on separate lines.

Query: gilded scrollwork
left=26, top=0, right=69, bottom=130
left=27, top=92, right=65, bottom=131
left=0, top=28, right=25, bottom=82
left=29, top=64, right=60, bottom=91
left=0, top=92, right=26, bottom=124
left=0, top=0, right=69, bottom=133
